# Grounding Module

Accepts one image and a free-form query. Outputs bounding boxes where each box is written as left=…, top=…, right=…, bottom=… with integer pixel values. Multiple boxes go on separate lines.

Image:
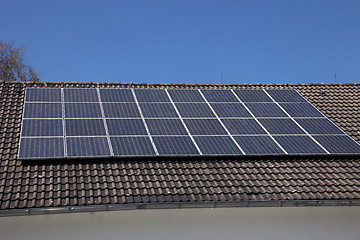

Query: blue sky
left=1, top=0, right=359, bottom=84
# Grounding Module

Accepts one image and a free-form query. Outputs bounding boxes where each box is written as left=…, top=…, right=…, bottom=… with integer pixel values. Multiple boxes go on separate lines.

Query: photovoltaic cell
left=106, top=119, right=147, bottom=135
left=194, top=136, right=243, bottom=155
left=140, top=103, right=178, bottom=118
left=64, top=89, right=99, bottom=102
left=245, top=103, right=288, bottom=117
left=175, top=103, right=215, bottom=118
left=22, top=119, right=63, bottom=136
left=19, top=138, right=64, bottom=159
left=266, top=89, right=307, bottom=102
left=24, top=103, right=62, bottom=118
left=134, top=89, right=170, bottom=102
left=153, top=136, right=200, bottom=155
left=20, top=87, right=360, bottom=159
left=210, top=103, right=251, bottom=117
left=65, top=103, right=102, bottom=118
left=258, top=119, right=306, bottom=134
left=146, top=119, right=188, bottom=135
left=279, top=103, right=324, bottom=118
left=221, top=119, right=267, bottom=135
left=296, top=118, right=344, bottom=134
left=25, top=88, right=61, bottom=102
left=201, top=89, right=239, bottom=102
left=234, top=136, right=284, bottom=155
left=111, top=137, right=156, bottom=156
left=184, top=119, right=228, bottom=135
left=102, top=103, right=141, bottom=118
left=65, top=119, right=106, bottom=136
left=313, top=135, right=360, bottom=154
left=66, top=137, right=111, bottom=157
left=233, top=89, right=272, bottom=102
left=168, top=89, right=205, bottom=102
left=99, top=89, right=135, bottom=102
left=274, top=136, right=326, bottom=154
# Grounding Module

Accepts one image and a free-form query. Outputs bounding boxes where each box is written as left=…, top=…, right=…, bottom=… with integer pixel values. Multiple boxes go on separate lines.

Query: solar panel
left=233, top=89, right=272, bottom=102
left=24, top=103, right=62, bottom=118
left=167, top=89, right=205, bottom=102
left=65, top=103, right=102, bottom=118
left=66, top=137, right=111, bottom=157
left=175, top=103, right=215, bottom=118
left=193, top=136, right=243, bottom=155
left=152, top=136, right=200, bottom=155
left=19, top=87, right=360, bottom=160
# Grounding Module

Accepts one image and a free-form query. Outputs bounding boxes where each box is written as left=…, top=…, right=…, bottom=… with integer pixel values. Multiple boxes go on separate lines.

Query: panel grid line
left=165, top=89, right=203, bottom=155
left=198, top=90, right=246, bottom=155
left=97, top=89, right=114, bottom=157
left=131, top=89, right=159, bottom=155
left=263, top=89, right=330, bottom=154
left=230, top=89, right=288, bottom=154
left=61, top=88, right=67, bottom=157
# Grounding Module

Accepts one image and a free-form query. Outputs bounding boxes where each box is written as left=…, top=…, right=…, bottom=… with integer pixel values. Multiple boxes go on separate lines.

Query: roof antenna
left=334, top=73, right=337, bottom=83
left=221, top=73, right=223, bottom=85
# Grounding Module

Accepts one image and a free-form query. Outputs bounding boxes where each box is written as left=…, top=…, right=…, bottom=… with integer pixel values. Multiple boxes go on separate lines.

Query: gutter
left=1, top=199, right=360, bottom=217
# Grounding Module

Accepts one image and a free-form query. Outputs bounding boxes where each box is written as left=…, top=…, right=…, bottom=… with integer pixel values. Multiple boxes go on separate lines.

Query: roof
left=1, top=80, right=360, bottom=215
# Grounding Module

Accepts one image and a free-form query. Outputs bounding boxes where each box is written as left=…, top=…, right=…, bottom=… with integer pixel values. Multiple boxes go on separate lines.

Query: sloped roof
left=1, top=81, right=360, bottom=215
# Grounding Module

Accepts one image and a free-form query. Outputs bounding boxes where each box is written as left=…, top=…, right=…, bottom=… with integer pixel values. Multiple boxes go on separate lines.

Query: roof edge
left=1, top=199, right=359, bottom=217
left=1, top=80, right=360, bottom=87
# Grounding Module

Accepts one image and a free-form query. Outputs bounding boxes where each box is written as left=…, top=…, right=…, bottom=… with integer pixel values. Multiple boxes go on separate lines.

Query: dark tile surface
left=1, top=81, right=360, bottom=210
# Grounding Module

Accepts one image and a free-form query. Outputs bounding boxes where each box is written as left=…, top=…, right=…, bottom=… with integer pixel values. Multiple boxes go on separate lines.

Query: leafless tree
left=0, top=41, right=39, bottom=81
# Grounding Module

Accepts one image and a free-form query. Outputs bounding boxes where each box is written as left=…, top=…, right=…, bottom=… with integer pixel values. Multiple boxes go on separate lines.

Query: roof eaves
left=1, top=199, right=359, bottom=217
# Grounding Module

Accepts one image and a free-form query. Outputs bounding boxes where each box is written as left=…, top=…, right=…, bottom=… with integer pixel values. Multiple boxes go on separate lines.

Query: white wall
left=0, top=206, right=359, bottom=240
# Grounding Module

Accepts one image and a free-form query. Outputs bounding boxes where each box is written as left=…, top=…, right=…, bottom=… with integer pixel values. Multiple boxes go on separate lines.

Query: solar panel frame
left=18, top=87, right=360, bottom=160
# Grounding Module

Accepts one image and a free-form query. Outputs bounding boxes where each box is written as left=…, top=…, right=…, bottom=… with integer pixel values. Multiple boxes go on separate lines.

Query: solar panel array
left=18, top=88, right=360, bottom=159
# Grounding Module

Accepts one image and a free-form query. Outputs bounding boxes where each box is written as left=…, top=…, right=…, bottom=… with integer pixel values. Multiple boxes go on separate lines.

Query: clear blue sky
left=1, top=0, right=359, bottom=84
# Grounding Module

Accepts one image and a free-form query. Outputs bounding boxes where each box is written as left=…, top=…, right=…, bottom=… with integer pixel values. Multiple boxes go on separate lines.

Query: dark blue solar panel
left=18, top=138, right=64, bottom=159
left=222, top=119, right=267, bottom=135
left=234, top=136, right=284, bottom=155
left=245, top=103, right=287, bottom=117
left=194, top=136, right=243, bottom=155
left=24, top=103, right=62, bottom=118
left=153, top=136, right=200, bottom=155
left=65, top=119, right=106, bottom=136
left=65, top=103, right=102, bottom=118
left=233, top=89, right=272, bottom=102
left=168, top=89, right=205, bottom=102
left=266, top=89, right=307, bottom=102
left=64, top=89, right=99, bottom=102
left=200, top=89, right=239, bottom=102
left=146, top=119, right=188, bottom=135
left=134, top=89, right=170, bottom=102
left=111, top=137, right=156, bottom=156
left=175, top=103, right=215, bottom=118
left=279, top=103, right=324, bottom=118
left=296, top=118, right=344, bottom=134
left=99, top=89, right=135, bottom=102
left=106, top=119, right=147, bottom=135
left=140, top=103, right=178, bottom=118
left=210, top=103, right=251, bottom=117
left=66, top=137, right=111, bottom=157
left=274, top=136, right=326, bottom=154
left=102, top=103, right=141, bottom=118
left=184, top=119, right=227, bottom=135
left=22, top=119, right=63, bottom=136
left=259, top=119, right=306, bottom=134
left=25, top=88, right=61, bottom=102
left=313, top=135, right=360, bottom=154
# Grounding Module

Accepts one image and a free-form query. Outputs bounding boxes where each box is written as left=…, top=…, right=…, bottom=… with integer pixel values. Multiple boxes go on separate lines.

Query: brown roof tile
left=1, top=81, right=360, bottom=211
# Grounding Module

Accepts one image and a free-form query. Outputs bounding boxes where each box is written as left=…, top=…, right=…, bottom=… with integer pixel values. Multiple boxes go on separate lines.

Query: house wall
left=0, top=206, right=359, bottom=240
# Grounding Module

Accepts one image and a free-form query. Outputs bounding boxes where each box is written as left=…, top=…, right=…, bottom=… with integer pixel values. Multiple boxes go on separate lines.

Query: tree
left=0, top=41, right=39, bottom=81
